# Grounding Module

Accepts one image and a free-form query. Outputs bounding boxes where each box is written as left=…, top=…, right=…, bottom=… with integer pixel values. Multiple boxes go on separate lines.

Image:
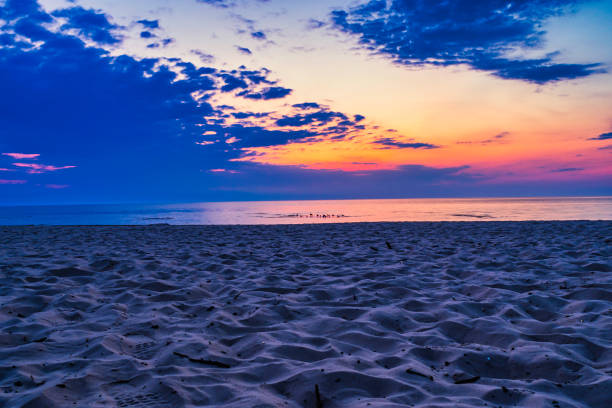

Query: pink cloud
left=13, top=163, right=76, bottom=174
left=0, top=179, right=26, bottom=184
left=0, top=168, right=13, bottom=171
left=2, top=153, right=40, bottom=159
left=45, top=184, right=69, bottom=189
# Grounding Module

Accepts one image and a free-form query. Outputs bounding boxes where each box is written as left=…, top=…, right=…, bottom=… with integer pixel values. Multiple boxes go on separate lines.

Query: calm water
left=0, top=197, right=610, bottom=225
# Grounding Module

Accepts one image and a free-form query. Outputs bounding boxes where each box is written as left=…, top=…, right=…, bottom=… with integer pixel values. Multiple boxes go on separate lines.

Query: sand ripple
left=1, top=222, right=611, bottom=407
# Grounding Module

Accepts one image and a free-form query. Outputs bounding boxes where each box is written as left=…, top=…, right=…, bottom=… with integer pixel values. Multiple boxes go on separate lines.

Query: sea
left=0, top=197, right=610, bottom=225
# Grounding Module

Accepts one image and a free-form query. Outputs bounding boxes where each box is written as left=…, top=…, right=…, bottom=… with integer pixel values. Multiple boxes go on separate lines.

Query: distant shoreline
left=1, top=219, right=612, bottom=227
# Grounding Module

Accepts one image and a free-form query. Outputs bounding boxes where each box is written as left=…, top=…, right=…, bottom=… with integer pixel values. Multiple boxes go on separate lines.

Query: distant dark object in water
left=451, top=214, right=494, bottom=219
left=266, top=213, right=347, bottom=219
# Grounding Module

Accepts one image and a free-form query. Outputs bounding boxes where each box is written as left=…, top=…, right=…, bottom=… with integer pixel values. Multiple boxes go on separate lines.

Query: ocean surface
left=0, top=197, right=610, bottom=225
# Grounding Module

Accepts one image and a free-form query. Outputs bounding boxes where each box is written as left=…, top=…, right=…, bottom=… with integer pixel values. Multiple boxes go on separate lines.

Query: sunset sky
left=1, top=0, right=611, bottom=203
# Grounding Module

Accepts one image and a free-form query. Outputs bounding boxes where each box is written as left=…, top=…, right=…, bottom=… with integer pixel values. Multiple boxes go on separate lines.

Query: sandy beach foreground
left=1, top=222, right=611, bottom=407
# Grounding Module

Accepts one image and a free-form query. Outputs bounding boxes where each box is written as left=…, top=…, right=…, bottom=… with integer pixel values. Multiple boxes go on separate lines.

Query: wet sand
left=1, top=221, right=611, bottom=407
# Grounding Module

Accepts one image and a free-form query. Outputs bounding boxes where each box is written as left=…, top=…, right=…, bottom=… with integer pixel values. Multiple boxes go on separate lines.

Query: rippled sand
left=1, top=222, right=611, bottom=407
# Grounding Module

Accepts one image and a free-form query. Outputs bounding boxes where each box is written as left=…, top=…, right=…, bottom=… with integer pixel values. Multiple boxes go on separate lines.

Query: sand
left=1, top=221, right=611, bottom=407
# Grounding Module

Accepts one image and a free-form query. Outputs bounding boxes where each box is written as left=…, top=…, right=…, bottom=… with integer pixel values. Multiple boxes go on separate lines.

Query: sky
left=0, top=0, right=611, bottom=204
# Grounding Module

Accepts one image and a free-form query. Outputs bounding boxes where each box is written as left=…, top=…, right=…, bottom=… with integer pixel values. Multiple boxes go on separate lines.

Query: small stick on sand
left=173, top=351, right=230, bottom=368
left=315, top=384, right=323, bottom=408
left=454, top=376, right=480, bottom=384
left=405, top=368, right=433, bottom=381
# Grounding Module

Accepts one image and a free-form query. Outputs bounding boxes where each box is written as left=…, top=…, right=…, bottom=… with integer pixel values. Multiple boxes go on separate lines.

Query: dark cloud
left=140, top=31, right=154, bottom=39
left=204, top=162, right=475, bottom=199
left=237, top=86, right=292, bottom=100
left=0, top=0, right=300, bottom=200
left=292, top=102, right=321, bottom=110
left=231, top=112, right=270, bottom=119
left=52, top=6, right=122, bottom=45
left=589, top=132, right=612, bottom=140
left=14, top=18, right=54, bottom=41
left=374, top=138, right=440, bottom=149
left=550, top=167, right=584, bottom=172
left=220, top=74, right=249, bottom=92
left=457, top=131, right=510, bottom=145
left=210, top=125, right=315, bottom=148
left=196, top=0, right=232, bottom=7
left=276, top=109, right=347, bottom=127
left=0, top=0, right=52, bottom=23
left=236, top=46, right=252, bottom=55
left=196, top=0, right=270, bottom=8
left=331, top=0, right=605, bottom=84
left=191, top=49, right=215, bottom=63
left=136, top=19, right=160, bottom=30
left=494, top=132, right=510, bottom=140
left=146, top=38, right=174, bottom=48
left=251, top=31, right=266, bottom=40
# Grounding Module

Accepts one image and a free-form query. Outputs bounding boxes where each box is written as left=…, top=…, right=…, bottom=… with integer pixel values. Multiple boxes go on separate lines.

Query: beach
left=1, top=221, right=611, bottom=407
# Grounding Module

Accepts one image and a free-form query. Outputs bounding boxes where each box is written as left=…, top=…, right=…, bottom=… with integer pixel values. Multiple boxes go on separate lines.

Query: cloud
left=550, top=167, right=583, bottom=172
left=136, top=19, right=160, bottom=30
left=493, top=132, right=510, bottom=140
left=146, top=38, right=174, bottom=48
left=457, top=131, right=510, bottom=145
left=13, top=163, right=76, bottom=174
left=237, top=86, right=292, bottom=100
left=236, top=46, right=252, bottom=55
left=0, top=0, right=51, bottom=23
left=251, top=31, right=266, bottom=40
left=0, top=0, right=304, bottom=201
left=276, top=109, right=347, bottom=127
left=598, top=145, right=612, bottom=151
left=196, top=0, right=235, bottom=7
left=191, top=49, right=215, bottom=63
left=0, top=179, right=27, bottom=185
left=52, top=6, right=122, bottom=45
left=374, top=138, right=440, bottom=149
left=3, top=153, right=40, bottom=159
left=293, top=102, right=321, bottom=110
left=205, top=162, right=475, bottom=199
left=231, top=111, right=269, bottom=119
left=306, top=19, right=326, bottom=30
left=589, top=132, right=612, bottom=140
left=209, top=124, right=315, bottom=148
left=331, top=0, right=605, bottom=84
left=196, top=0, right=270, bottom=8
left=45, top=184, right=69, bottom=189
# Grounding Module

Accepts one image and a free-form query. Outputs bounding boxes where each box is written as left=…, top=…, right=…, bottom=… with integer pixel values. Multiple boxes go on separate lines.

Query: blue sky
left=1, top=0, right=611, bottom=204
